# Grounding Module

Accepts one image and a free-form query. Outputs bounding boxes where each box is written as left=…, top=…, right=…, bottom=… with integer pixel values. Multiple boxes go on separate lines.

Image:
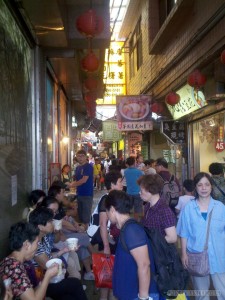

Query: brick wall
left=125, top=0, right=225, bottom=99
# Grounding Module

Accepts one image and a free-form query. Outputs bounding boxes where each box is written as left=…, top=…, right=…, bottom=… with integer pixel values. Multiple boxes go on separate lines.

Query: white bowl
left=119, top=100, right=149, bottom=120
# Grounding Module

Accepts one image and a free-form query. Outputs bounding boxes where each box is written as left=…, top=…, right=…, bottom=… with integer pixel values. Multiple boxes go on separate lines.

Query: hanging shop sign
left=166, top=84, right=207, bottom=120
left=215, top=126, right=225, bottom=152
left=96, top=41, right=126, bottom=105
left=128, top=132, right=142, bottom=156
left=103, top=120, right=122, bottom=141
left=161, top=121, right=186, bottom=144
left=116, top=95, right=153, bottom=131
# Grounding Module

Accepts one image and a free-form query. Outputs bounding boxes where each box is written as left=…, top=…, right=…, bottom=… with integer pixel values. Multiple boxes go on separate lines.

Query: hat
left=51, top=180, right=67, bottom=189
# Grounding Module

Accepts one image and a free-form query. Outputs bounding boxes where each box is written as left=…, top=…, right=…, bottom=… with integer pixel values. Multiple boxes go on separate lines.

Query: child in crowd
left=175, top=179, right=195, bottom=218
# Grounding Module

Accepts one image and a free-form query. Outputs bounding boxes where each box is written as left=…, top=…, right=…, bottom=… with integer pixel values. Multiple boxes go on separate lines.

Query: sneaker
left=84, top=271, right=95, bottom=281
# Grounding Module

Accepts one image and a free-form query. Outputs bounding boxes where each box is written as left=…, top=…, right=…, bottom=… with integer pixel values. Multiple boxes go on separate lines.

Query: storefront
left=188, top=101, right=225, bottom=177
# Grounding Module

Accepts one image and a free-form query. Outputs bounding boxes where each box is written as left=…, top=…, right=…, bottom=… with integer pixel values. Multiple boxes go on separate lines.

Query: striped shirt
left=32, top=235, right=53, bottom=267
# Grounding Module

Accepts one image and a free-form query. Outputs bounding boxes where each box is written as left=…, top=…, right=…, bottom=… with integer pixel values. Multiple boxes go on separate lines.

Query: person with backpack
left=155, top=157, right=181, bottom=213
left=104, top=190, right=161, bottom=300
left=137, top=174, right=177, bottom=243
left=87, top=171, right=123, bottom=300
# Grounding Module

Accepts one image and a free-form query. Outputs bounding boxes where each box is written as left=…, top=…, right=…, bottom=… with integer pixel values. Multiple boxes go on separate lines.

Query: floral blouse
left=0, top=256, right=32, bottom=298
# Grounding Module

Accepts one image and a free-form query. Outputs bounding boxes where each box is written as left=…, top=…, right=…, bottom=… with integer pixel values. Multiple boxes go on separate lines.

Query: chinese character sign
left=103, top=120, right=122, bottom=141
left=166, top=84, right=207, bottom=120
left=116, top=95, right=153, bottom=131
left=161, top=121, right=186, bottom=144
left=96, top=41, right=126, bottom=105
left=128, top=132, right=142, bottom=156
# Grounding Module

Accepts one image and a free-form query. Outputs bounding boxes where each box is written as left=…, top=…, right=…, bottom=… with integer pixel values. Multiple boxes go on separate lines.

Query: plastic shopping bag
left=92, top=253, right=115, bottom=288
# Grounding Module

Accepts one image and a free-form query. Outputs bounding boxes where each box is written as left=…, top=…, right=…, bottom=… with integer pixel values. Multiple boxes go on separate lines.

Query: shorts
left=77, top=196, right=93, bottom=224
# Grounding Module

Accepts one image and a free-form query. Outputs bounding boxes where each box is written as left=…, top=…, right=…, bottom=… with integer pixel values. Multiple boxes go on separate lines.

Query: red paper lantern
left=165, top=92, right=180, bottom=106
left=151, top=102, right=164, bottom=115
left=84, top=92, right=97, bottom=104
left=187, top=69, right=206, bottom=89
left=76, top=9, right=104, bottom=38
left=81, top=51, right=99, bottom=72
left=221, top=50, right=225, bottom=64
left=84, top=77, right=98, bottom=91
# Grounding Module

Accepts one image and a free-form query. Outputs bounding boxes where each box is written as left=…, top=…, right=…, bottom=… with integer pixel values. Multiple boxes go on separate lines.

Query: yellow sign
left=96, top=41, right=126, bottom=105
left=118, top=139, right=124, bottom=150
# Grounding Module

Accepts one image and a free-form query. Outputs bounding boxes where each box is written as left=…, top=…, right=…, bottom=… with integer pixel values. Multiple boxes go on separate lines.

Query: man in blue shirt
left=124, top=156, right=144, bottom=221
left=73, top=150, right=93, bottom=229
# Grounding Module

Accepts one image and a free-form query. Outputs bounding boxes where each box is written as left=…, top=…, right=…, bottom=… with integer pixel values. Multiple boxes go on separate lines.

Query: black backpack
left=161, top=175, right=180, bottom=213
left=120, top=219, right=189, bottom=299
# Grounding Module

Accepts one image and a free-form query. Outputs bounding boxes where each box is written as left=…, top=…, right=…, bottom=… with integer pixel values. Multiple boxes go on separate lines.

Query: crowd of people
left=1, top=151, right=225, bottom=300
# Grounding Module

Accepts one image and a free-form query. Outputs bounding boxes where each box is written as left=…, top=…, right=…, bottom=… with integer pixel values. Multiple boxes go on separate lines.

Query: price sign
left=215, top=126, right=225, bottom=152
left=215, top=141, right=225, bottom=152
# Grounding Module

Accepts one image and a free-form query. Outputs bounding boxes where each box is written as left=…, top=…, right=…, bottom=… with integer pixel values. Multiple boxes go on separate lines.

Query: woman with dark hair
left=28, top=207, right=88, bottom=300
left=104, top=190, right=160, bottom=300
left=40, top=196, right=89, bottom=280
left=177, top=172, right=225, bottom=300
left=137, top=174, right=177, bottom=243
left=27, top=190, right=46, bottom=221
left=0, top=222, right=58, bottom=300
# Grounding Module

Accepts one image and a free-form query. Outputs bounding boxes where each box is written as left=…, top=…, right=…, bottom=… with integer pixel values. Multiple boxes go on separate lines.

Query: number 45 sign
left=215, top=126, right=225, bottom=152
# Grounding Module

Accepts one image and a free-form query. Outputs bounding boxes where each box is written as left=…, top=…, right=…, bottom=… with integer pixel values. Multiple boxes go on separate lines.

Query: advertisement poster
left=116, top=95, right=153, bottom=131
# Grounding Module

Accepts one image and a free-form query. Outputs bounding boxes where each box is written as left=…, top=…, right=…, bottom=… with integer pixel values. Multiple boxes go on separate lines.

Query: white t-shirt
left=175, top=195, right=194, bottom=217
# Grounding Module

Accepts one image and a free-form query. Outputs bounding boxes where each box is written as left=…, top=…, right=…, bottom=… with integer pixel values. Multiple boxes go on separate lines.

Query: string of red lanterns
left=76, top=6, right=104, bottom=118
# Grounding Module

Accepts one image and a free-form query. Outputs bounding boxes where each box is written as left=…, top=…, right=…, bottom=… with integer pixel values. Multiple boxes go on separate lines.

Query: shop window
left=159, top=0, right=176, bottom=27
left=148, top=0, right=193, bottom=53
left=129, top=18, right=143, bottom=79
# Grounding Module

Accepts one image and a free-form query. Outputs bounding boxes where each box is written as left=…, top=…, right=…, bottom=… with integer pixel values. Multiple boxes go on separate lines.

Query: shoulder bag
left=186, top=209, right=213, bottom=277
